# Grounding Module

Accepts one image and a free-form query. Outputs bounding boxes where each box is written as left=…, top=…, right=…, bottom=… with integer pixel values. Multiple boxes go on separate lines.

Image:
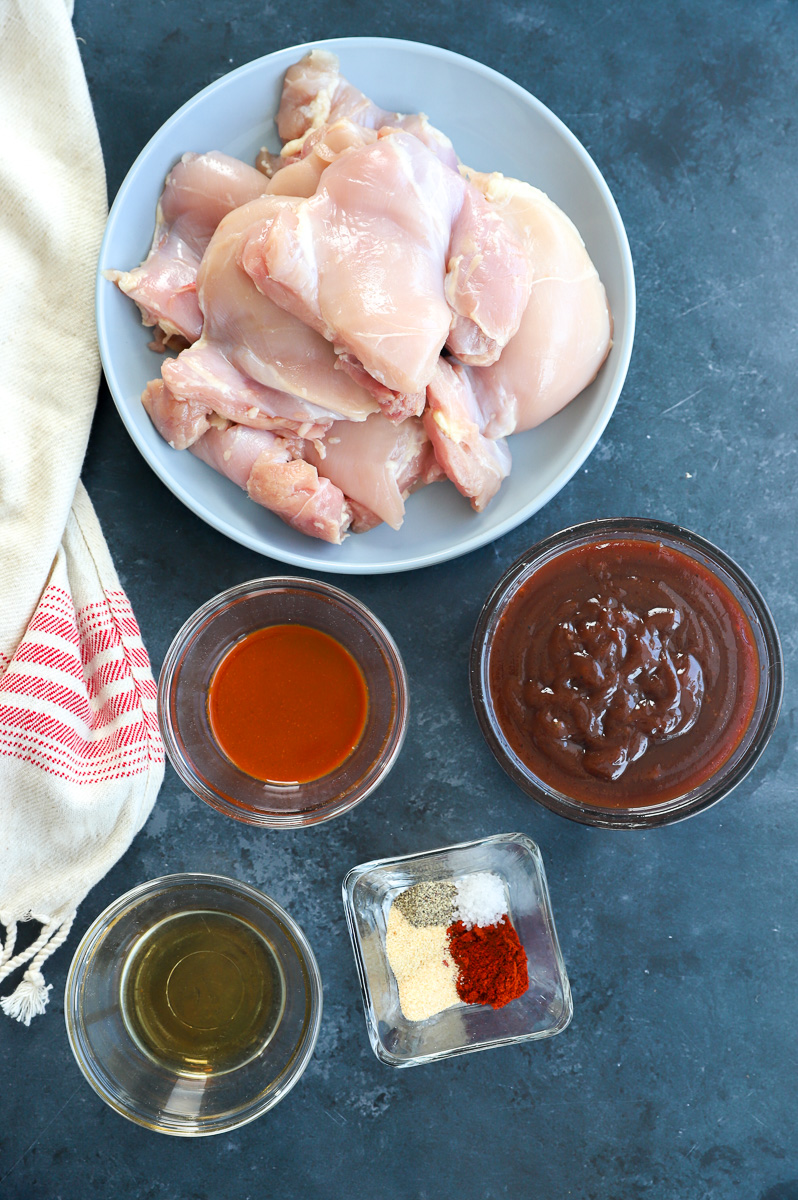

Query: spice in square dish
left=385, top=873, right=529, bottom=1022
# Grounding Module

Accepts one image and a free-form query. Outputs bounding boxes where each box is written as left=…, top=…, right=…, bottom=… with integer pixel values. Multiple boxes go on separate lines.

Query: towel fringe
left=0, top=912, right=75, bottom=1025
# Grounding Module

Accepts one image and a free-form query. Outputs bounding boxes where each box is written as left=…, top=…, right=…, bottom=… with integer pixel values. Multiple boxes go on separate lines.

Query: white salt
left=453, top=872, right=507, bottom=929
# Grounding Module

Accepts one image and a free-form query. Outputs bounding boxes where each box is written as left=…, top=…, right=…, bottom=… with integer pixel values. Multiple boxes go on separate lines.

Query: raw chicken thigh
left=421, top=173, right=612, bottom=510
left=191, top=424, right=352, bottom=543
left=164, top=198, right=378, bottom=428
left=455, top=172, right=613, bottom=437
left=304, top=412, right=443, bottom=530
left=263, top=119, right=377, bottom=198
left=106, top=151, right=271, bottom=345
left=109, top=51, right=614, bottom=546
left=424, top=360, right=512, bottom=513
left=241, top=131, right=531, bottom=399
left=273, top=48, right=458, bottom=168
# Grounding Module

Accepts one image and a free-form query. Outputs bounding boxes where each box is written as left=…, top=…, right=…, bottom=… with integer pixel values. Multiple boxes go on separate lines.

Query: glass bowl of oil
left=64, top=873, right=322, bottom=1135
left=159, top=577, right=409, bottom=827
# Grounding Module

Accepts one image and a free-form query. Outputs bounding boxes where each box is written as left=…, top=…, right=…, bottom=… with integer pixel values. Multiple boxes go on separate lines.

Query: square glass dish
left=342, top=832, right=572, bottom=1067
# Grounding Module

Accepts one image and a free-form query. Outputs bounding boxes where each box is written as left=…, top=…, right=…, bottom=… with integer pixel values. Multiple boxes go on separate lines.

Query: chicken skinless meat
left=110, top=52, right=614, bottom=544
left=304, top=412, right=442, bottom=530
left=241, top=131, right=531, bottom=399
left=158, top=350, right=333, bottom=442
left=153, top=197, right=379, bottom=443
left=194, top=199, right=377, bottom=421
left=419, top=175, right=611, bottom=508
left=262, top=118, right=377, bottom=198
left=141, top=378, right=212, bottom=451
left=106, top=151, right=272, bottom=344
left=273, top=49, right=459, bottom=168
left=423, top=359, right=512, bottom=512
left=190, top=423, right=352, bottom=544
left=458, top=171, right=613, bottom=436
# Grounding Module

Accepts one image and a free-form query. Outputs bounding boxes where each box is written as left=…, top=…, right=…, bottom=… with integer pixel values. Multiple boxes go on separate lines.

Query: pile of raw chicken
left=109, top=51, right=612, bottom=544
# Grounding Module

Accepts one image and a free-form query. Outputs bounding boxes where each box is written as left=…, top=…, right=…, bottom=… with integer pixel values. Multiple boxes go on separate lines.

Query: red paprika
left=447, top=916, right=529, bottom=1009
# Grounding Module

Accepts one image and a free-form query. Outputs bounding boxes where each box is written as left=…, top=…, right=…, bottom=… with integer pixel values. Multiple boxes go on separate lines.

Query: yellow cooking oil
left=121, top=910, right=285, bottom=1075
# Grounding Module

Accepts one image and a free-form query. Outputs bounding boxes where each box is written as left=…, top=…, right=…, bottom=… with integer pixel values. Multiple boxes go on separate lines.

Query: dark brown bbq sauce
left=489, top=539, right=760, bottom=808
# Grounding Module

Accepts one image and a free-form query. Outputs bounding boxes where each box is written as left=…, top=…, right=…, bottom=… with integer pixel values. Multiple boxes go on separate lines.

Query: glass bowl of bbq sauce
left=471, top=519, right=783, bottom=829
left=159, top=578, right=408, bottom=827
left=64, top=874, right=322, bottom=1135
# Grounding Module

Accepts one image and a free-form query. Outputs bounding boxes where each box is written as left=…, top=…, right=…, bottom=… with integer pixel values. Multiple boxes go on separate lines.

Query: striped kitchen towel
left=0, top=0, right=164, bottom=1023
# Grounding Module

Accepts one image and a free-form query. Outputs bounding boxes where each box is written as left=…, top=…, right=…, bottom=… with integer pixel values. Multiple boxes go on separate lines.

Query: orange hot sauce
left=207, top=624, right=368, bottom=784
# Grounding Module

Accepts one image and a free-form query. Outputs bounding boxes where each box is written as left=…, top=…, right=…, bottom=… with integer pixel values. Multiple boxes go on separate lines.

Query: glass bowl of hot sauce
left=159, top=578, right=408, bottom=827
left=471, top=519, right=783, bottom=828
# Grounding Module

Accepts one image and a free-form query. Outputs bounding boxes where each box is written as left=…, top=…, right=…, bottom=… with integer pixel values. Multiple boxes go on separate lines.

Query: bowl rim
left=96, top=35, right=636, bottom=575
left=342, top=831, right=573, bottom=1067
left=470, top=517, right=784, bottom=829
left=158, top=576, right=409, bottom=828
left=64, top=871, right=323, bottom=1136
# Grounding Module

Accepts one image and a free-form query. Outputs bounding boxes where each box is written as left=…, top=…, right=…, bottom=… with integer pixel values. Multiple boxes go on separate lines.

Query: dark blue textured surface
left=2, top=2, right=797, bottom=1197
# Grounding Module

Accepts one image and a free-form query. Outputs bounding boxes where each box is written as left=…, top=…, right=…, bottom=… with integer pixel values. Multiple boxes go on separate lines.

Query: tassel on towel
left=0, top=969, right=52, bottom=1025
left=0, top=912, right=75, bottom=1025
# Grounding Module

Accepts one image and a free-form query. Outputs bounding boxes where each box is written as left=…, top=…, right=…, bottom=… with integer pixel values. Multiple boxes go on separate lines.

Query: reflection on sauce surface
left=489, top=539, right=760, bottom=807
left=208, top=624, right=368, bottom=784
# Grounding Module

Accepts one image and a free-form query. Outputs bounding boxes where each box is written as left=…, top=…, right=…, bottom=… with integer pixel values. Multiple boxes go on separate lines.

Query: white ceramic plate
left=97, top=37, right=635, bottom=574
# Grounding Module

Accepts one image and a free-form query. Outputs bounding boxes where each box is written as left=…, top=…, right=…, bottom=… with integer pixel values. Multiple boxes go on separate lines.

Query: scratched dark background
left=2, top=2, right=797, bottom=1198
